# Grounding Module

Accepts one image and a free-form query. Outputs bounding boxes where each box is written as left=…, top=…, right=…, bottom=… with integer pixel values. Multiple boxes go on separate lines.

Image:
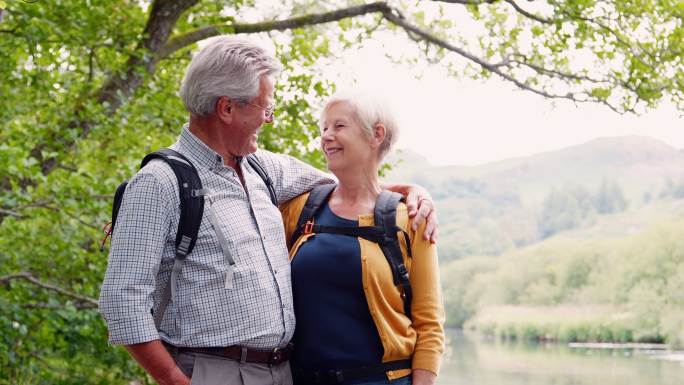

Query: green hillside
left=385, top=136, right=684, bottom=260
left=440, top=201, right=684, bottom=346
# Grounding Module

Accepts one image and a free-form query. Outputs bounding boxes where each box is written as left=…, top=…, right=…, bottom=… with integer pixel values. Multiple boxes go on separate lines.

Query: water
left=438, top=329, right=684, bottom=385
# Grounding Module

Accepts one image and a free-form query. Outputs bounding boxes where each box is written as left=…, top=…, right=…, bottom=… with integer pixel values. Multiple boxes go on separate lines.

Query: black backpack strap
left=246, top=154, right=277, bottom=205
left=141, top=149, right=204, bottom=259
left=374, top=191, right=413, bottom=318
left=140, top=149, right=205, bottom=329
left=110, top=182, right=129, bottom=234
left=289, top=183, right=336, bottom=248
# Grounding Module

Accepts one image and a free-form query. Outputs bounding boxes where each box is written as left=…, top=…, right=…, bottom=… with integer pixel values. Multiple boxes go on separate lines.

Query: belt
left=292, top=359, right=412, bottom=385
left=165, top=342, right=293, bottom=365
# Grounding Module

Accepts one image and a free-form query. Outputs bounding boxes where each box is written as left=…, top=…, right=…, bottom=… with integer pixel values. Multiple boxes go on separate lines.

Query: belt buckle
left=269, top=346, right=282, bottom=365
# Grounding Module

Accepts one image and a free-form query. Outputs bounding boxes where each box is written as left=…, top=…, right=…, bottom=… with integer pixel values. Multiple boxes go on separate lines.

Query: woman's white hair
left=180, top=36, right=282, bottom=117
left=320, top=90, right=400, bottom=161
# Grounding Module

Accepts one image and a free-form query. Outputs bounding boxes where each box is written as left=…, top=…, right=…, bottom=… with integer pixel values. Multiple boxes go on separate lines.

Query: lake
left=438, top=329, right=684, bottom=385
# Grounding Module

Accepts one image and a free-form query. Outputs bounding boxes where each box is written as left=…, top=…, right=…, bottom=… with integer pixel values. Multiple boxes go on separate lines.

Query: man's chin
left=246, top=141, right=258, bottom=155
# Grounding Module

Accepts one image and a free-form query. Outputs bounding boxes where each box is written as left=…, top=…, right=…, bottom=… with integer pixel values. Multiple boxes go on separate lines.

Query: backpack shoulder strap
left=289, top=183, right=336, bottom=247
left=246, top=154, right=277, bottom=205
left=374, top=190, right=413, bottom=318
left=140, top=148, right=205, bottom=329
left=141, top=149, right=204, bottom=259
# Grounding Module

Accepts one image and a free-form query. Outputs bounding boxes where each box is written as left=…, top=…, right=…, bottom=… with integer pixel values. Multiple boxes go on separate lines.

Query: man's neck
left=188, top=116, right=239, bottom=169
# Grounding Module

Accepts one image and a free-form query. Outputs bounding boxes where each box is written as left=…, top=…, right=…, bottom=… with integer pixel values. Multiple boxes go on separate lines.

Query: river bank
left=463, top=305, right=675, bottom=346
left=438, top=329, right=684, bottom=385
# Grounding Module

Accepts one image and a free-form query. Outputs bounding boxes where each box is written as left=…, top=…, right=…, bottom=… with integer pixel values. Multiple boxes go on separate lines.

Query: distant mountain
left=385, top=136, right=684, bottom=260
left=390, top=136, right=684, bottom=203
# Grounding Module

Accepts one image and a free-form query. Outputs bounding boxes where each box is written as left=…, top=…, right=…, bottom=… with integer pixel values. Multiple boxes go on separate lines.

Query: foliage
left=467, top=305, right=644, bottom=343
left=660, top=176, right=684, bottom=199
left=442, top=217, right=684, bottom=346
left=538, top=179, right=627, bottom=238
left=1, top=0, right=684, bottom=382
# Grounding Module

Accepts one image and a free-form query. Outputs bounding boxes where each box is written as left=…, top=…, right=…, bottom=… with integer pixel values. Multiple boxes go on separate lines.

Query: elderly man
left=99, top=36, right=437, bottom=385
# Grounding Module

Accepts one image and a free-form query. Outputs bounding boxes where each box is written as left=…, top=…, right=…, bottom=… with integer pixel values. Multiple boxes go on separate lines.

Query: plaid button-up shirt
left=99, top=126, right=332, bottom=348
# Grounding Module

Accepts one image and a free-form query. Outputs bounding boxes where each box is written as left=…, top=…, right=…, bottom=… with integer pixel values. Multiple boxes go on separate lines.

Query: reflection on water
left=438, top=329, right=684, bottom=385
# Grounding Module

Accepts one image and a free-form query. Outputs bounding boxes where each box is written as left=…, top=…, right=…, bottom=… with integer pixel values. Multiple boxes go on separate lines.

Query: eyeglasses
left=246, top=102, right=275, bottom=120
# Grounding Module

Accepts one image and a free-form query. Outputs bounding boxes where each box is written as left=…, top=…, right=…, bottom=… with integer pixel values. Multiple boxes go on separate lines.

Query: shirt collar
left=174, top=124, right=225, bottom=170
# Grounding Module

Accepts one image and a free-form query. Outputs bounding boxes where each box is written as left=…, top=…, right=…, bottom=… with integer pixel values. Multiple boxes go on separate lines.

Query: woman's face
left=320, top=101, right=377, bottom=175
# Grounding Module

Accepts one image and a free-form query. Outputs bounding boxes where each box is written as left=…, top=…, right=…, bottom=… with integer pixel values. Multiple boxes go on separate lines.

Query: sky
left=242, top=1, right=684, bottom=167
left=325, top=43, right=684, bottom=167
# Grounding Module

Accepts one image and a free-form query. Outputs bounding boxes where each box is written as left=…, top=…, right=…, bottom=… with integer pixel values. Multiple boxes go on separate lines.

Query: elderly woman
left=280, top=92, right=444, bottom=385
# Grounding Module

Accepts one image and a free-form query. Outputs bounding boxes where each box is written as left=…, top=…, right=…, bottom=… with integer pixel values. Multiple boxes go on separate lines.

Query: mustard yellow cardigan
left=280, top=193, right=445, bottom=379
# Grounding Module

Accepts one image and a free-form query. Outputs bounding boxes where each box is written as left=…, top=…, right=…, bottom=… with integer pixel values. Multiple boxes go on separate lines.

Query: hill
left=385, top=136, right=684, bottom=260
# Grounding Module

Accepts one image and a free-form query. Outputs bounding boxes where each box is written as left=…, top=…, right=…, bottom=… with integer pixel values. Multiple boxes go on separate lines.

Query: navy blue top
left=291, top=203, right=384, bottom=378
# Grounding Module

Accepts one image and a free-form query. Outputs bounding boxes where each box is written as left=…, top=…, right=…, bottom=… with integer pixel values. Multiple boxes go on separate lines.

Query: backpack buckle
left=100, top=221, right=113, bottom=252
left=303, top=220, right=314, bottom=234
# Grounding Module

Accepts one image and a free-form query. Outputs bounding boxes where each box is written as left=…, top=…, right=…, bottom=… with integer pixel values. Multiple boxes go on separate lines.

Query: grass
left=465, top=305, right=664, bottom=344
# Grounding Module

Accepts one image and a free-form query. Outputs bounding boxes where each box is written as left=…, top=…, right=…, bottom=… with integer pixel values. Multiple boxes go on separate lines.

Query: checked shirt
left=99, top=126, right=333, bottom=349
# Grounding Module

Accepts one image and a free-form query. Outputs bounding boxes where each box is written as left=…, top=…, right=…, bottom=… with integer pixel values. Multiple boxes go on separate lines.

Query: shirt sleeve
left=99, top=169, right=173, bottom=345
left=253, top=150, right=335, bottom=205
left=408, top=217, right=446, bottom=375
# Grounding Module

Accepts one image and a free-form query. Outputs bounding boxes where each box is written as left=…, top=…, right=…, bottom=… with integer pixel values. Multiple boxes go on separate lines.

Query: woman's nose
left=321, top=131, right=333, bottom=141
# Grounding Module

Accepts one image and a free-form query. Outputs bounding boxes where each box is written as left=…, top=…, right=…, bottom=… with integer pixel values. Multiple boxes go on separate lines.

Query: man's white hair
left=180, top=36, right=282, bottom=117
left=320, top=90, right=400, bottom=161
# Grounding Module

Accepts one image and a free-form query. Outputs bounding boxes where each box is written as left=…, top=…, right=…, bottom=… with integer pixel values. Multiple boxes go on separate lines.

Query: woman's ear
left=371, top=123, right=386, bottom=149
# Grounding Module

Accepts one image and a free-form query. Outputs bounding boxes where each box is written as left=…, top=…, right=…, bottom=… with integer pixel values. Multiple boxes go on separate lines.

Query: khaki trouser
left=171, top=349, right=293, bottom=385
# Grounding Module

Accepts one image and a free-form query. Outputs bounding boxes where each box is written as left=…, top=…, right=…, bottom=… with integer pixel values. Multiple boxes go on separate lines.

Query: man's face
left=227, top=75, right=275, bottom=157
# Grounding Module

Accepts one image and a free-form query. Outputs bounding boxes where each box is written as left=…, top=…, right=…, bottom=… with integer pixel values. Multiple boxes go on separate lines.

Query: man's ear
left=371, top=123, right=386, bottom=149
left=216, top=96, right=233, bottom=124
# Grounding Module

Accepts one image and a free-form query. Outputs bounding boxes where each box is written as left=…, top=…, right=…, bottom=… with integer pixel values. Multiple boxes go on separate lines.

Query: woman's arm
left=407, top=216, right=445, bottom=377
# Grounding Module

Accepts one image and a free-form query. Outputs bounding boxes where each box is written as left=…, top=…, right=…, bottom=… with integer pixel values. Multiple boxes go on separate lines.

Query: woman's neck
left=329, top=168, right=381, bottom=219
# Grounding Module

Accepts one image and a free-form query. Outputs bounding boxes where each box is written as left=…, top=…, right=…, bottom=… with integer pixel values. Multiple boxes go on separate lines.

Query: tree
left=594, top=178, right=628, bottom=214
left=1, top=0, right=683, bottom=382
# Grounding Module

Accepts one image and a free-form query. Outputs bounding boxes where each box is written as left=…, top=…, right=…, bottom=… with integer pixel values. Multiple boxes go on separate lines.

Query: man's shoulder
left=249, top=149, right=288, bottom=169
left=125, top=159, right=179, bottom=198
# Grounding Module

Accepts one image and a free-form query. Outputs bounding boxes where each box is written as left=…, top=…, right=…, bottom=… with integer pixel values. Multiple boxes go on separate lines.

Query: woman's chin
left=325, top=160, right=344, bottom=174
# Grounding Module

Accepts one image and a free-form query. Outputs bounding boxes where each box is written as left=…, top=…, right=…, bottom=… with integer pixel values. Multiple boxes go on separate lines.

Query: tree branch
left=432, top=0, right=552, bottom=24
left=381, top=10, right=571, bottom=99
left=380, top=8, right=629, bottom=113
left=510, top=55, right=607, bottom=84
left=160, top=2, right=393, bottom=58
left=27, top=201, right=100, bottom=229
left=23, top=302, right=97, bottom=310
left=0, top=208, right=24, bottom=218
left=503, top=0, right=553, bottom=24
left=96, top=0, right=202, bottom=111
left=0, top=272, right=99, bottom=308
left=6, top=200, right=100, bottom=229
